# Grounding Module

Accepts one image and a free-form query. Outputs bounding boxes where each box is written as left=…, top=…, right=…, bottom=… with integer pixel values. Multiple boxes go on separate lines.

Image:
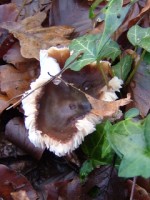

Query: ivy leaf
left=112, top=55, right=133, bottom=80
left=106, top=115, right=150, bottom=178
left=124, top=108, right=140, bottom=119
left=127, top=25, right=150, bottom=52
left=80, top=122, right=114, bottom=179
left=65, top=34, right=99, bottom=71
left=65, top=35, right=121, bottom=71
left=98, top=40, right=121, bottom=61
left=97, top=0, right=131, bottom=52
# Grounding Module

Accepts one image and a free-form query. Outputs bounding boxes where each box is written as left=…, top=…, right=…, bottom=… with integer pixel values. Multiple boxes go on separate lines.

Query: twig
left=15, top=0, right=29, bottom=21
left=130, top=176, right=137, bottom=200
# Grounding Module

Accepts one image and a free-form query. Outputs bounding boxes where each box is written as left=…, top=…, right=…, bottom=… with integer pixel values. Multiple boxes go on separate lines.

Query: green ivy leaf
left=65, top=35, right=121, bottom=71
left=112, top=55, right=133, bottom=80
left=97, top=0, right=131, bottom=52
left=98, top=40, right=121, bottom=61
left=106, top=114, right=150, bottom=178
left=124, top=108, right=140, bottom=119
left=65, top=34, right=99, bottom=71
left=80, top=122, right=114, bottom=179
left=127, top=25, right=150, bottom=52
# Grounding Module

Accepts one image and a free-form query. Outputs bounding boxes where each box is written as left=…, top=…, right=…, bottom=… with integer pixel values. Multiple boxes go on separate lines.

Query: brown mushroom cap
left=22, top=47, right=115, bottom=156
left=36, top=81, right=91, bottom=142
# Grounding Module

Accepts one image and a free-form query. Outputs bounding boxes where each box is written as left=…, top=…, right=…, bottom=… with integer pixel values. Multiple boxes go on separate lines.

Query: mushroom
left=22, top=47, right=124, bottom=156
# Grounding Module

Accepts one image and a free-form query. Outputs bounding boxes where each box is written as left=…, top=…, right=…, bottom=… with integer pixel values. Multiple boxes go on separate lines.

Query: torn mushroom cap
left=22, top=47, right=123, bottom=156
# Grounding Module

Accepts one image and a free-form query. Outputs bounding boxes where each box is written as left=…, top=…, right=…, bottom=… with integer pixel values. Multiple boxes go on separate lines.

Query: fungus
left=22, top=47, right=127, bottom=156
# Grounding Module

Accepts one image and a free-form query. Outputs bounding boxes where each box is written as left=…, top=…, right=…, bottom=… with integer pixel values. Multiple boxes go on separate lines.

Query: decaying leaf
left=50, top=0, right=92, bottom=36
left=0, top=164, right=38, bottom=200
left=0, top=3, right=18, bottom=23
left=129, top=62, right=150, bottom=117
left=5, top=117, right=44, bottom=160
left=12, top=0, right=52, bottom=19
left=0, top=61, right=39, bottom=113
left=85, top=93, right=131, bottom=118
left=0, top=12, right=74, bottom=59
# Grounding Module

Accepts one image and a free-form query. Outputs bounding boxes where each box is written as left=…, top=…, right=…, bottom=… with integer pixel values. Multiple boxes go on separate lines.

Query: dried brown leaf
left=129, top=62, right=150, bottom=117
left=127, top=179, right=150, bottom=200
left=129, top=0, right=150, bottom=28
left=0, top=3, right=18, bottom=23
left=12, top=0, right=52, bottom=19
left=0, top=12, right=74, bottom=59
left=85, top=93, right=131, bottom=118
left=50, top=0, right=92, bottom=36
left=0, top=61, right=39, bottom=113
left=5, top=117, right=44, bottom=160
left=0, top=164, right=38, bottom=200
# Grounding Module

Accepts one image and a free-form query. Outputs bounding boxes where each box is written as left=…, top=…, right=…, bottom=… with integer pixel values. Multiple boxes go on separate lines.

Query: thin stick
left=15, top=0, right=28, bottom=21
left=130, top=177, right=137, bottom=200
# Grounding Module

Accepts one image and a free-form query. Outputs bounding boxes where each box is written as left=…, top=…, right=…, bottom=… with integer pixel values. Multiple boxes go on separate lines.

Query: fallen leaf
left=50, top=0, right=92, bottom=36
left=5, top=117, right=44, bottom=160
left=12, top=0, right=52, bottom=19
left=40, top=167, right=126, bottom=200
left=0, top=61, right=39, bottom=113
left=0, top=12, right=74, bottom=59
left=129, top=0, right=150, bottom=28
left=11, top=190, right=30, bottom=200
left=85, top=93, right=131, bottom=118
left=126, top=179, right=150, bottom=200
left=129, top=62, right=150, bottom=117
left=0, top=3, right=18, bottom=23
left=0, top=164, right=38, bottom=200
left=0, top=3, right=19, bottom=58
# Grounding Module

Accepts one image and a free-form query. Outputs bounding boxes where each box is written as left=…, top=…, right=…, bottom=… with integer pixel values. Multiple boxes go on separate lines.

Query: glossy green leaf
left=80, top=160, right=100, bottom=180
left=98, top=40, right=121, bottom=61
left=80, top=122, right=114, bottom=179
left=112, top=55, right=133, bottom=80
left=124, top=108, right=140, bottom=119
left=127, top=25, right=150, bottom=52
left=106, top=115, right=150, bottom=178
left=65, top=35, right=121, bottom=71
left=97, top=0, right=131, bottom=52
left=65, top=34, right=99, bottom=71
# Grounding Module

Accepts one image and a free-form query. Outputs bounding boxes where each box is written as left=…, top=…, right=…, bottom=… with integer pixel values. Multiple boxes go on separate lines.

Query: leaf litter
left=0, top=0, right=150, bottom=199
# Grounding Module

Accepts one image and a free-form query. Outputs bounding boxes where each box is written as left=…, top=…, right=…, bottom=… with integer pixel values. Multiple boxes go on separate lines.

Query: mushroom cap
left=22, top=47, right=122, bottom=156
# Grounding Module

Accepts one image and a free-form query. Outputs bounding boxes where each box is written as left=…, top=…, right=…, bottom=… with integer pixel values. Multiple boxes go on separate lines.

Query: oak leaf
left=0, top=12, right=74, bottom=59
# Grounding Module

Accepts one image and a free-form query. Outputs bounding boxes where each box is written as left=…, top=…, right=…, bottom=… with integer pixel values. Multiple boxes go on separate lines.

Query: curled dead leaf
left=0, top=164, right=38, bottom=200
left=0, top=62, right=39, bottom=113
left=85, top=93, right=131, bottom=118
left=5, top=117, right=44, bottom=160
left=0, top=12, right=74, bottom=59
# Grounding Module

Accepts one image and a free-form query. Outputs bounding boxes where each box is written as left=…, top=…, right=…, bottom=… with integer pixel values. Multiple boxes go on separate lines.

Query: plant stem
left=97, top=60, right=109, bottom=87
left=130, top=177, right=137, bottom=200
left=125, top=49, right=146, bottom=85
